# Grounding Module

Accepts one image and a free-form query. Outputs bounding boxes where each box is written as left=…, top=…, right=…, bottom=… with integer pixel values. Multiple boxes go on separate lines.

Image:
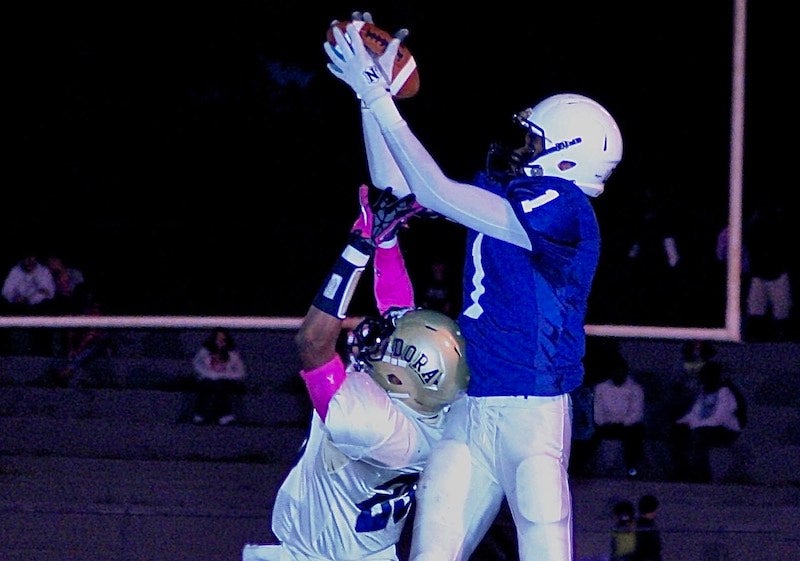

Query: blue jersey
left=459, top=173, right=600, bottom=397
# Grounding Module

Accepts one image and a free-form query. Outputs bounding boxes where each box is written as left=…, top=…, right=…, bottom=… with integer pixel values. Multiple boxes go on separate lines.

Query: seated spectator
left=2, top=252, right=57, bottom=355
left=668, top=339, right=717, bottom=424
left=46, top=255, right=90, bottom=355
left=592, top=355, right=646, bottom=477
left=635, top=494, right=663, bottom=561
left=2, top=253, right=56, bottom=312
left=49, top=301, right=113, bottom=387
left=191, top=327, right=247, bottom=426
left=610, top=499, right=637, bottom=561
left=570, top=337, right=622, bottom=476
left=680, top=339, right=717, bottom=377
left=670, top=360, right=743, bottom=482
left=46, top=255, right=87, bottom=314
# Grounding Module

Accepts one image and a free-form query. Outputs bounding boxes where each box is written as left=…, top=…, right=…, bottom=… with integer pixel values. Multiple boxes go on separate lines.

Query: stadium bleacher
left=1, top=330, right=798, bottom=560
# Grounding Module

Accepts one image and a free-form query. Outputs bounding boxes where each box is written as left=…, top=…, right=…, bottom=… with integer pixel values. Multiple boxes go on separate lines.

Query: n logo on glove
left=363, top=64, right=383, bottom=86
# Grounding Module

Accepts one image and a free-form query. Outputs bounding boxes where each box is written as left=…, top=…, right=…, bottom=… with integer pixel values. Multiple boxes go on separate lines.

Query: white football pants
left=409, top=394, right=573, bottom=561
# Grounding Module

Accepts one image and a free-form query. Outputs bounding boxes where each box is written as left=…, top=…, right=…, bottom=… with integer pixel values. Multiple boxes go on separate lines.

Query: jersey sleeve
left=325, top=371, right=428, bottom=469
left=505, top=179, right=594, bottom=279
left=506, top=179, right=582, bottom=248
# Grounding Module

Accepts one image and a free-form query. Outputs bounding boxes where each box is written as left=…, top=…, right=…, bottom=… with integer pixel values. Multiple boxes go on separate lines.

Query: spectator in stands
left=45, top=255, right=87, bottom=315
left=191, top=327, right=247, bottom=426
left=680, top=339, right=717, bottom=377
left=670, top=360, right=743, bottom=482
left=592, top=355, right=646, bottom=477
left=46, top=255, right=89, bottom=355
left=635, top=494, right=663, bottom=561
left=571, top=338, right=622, bottom=476
left=52, top=301, right=113, bottom=387
left=668, top=339, right=717, bottom=425
left=2, top=252, right=57, bottom=355
left=609, top=499, right=637, bottom=561
left=2, top=253, right=56, bottom=312
left=743, top=198, right=793, bottom=341
left=623, top=185, right=682, bottom=325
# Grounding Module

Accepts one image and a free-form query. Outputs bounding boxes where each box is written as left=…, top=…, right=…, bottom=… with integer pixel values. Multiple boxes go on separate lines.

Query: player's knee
left=515, top=454, right=570, bottom=524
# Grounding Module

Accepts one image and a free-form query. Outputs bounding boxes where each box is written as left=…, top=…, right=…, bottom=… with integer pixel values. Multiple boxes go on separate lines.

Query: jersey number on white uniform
left=355, top=473, right=417, bottom=532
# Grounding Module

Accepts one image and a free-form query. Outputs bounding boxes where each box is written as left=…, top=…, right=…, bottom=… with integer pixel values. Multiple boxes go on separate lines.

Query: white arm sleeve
left=365, top=94, right=531, bottom=249
left=361, top=105, right=412, bottom=197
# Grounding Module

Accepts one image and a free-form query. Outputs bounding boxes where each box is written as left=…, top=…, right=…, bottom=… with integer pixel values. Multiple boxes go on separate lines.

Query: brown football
left=326, top=20, right=419, bottom=99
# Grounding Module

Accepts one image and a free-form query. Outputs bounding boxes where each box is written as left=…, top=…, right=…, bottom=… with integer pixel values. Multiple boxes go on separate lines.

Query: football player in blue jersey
left=242, top=185, right=469, bottom=561
left=324, top=14, right=623, bottom=561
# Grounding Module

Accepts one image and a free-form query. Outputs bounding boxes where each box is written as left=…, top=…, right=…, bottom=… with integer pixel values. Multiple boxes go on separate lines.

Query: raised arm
left=294, top=185, right=422, bottom=418
left=325, top=19, right=531, bottom=249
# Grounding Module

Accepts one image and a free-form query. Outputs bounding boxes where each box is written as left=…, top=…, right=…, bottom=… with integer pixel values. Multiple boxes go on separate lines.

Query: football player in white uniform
left=242, top=185, right=470, bottom=561
left=324, top=13, right=623, bottom=561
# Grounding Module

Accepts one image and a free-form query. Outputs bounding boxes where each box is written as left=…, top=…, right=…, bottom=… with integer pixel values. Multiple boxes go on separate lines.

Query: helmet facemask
left=486, top=129, right=537, bottom=181
left=486, top=94, right=623, bottom=196
left=514, top=109, right=582, bottom=178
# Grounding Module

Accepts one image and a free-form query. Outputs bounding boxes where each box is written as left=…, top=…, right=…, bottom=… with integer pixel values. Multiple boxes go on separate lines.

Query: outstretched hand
left=324, top=22, right=387, bottom=103
left=351, top=184, right=424, bottom=247
left=352, top=11, right=410, bottom=97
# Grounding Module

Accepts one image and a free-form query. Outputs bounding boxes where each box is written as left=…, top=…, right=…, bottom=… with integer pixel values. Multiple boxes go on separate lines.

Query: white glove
left=353, top=11, right=411, bottom=97
left=324, top=23, right=390, bottom=105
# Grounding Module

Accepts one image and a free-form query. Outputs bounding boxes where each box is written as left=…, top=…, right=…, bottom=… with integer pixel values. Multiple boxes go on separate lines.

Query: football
left=326, top=20, right=419, bottom=99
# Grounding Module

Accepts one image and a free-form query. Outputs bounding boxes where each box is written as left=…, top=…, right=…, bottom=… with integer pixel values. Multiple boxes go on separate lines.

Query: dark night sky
left=5, top=2, right=779, bottom=324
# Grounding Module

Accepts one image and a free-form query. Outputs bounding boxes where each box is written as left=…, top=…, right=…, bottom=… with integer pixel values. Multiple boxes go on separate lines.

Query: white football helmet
left=514, top=93, right=623, bottom=197
left=351, top=308, right=470, bottom=414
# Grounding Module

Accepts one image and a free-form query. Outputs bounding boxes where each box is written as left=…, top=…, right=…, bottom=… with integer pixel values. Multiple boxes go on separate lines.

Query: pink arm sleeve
left=374, top=242, right=414, bottom=314
left=299, top=353, right=347, bottom=421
